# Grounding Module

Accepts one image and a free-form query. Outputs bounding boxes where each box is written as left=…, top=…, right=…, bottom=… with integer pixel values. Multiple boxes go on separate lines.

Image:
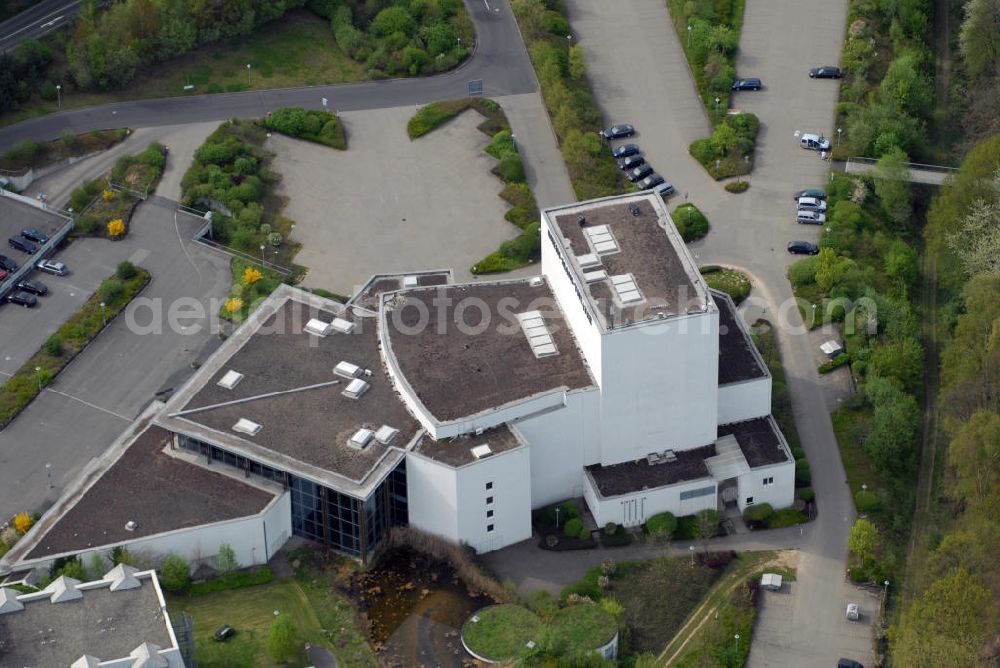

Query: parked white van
left=797, top=196, right=827, bottom=211
left=797, top=210, right=827, bottom=224
left=800, top=133, right=831, bottom=151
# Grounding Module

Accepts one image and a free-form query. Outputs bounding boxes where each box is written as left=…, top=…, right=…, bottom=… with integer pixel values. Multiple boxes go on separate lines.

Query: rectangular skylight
left=577, top=253, right=601, bottom=270
left=516, top=311, right=559, bottom=358
left=375, top=425, right=399, bottom=444
left=330, top=317, right=355, bottom=334
left=403, top=275, right=419, bottom=288
left=584, top=225, right=619, bottom=255
left=342, top=378, right=370, bottom=399
left=471, top=444, right=493, bottom=459
left=304, top=318, right=332, bottom=337
left=334, top=361, right=362, bottom=379
left=610, top=273, right=644, bottom=304
left=217, top=370, right=244, bottom=390
left=350, top=428, right=374, bottom=448
left=232, top=418, right=262, bottom=436
left=583, top=269, right=607, bottom=283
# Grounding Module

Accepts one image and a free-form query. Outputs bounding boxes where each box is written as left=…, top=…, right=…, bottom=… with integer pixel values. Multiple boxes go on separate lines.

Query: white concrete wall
left=717, top=377, right=772, bottom=425
left=406, top=448, right=532, bottom=554
left=541, top=219, right=604, bottom=385
left=598, top=312, right=720, bottom=466
left=738, top=460, right=796, bottom=512
left=405, top=452, right=460, bottom=541
left=454, top=447, right=532, bottom=553
left=583, top=473, right=717, bottom=528
left=513, top=388, right=601, bottom=507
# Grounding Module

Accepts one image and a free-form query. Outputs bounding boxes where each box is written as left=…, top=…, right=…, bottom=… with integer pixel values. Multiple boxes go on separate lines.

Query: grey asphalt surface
left=0, top=0, right=537, bottom=153
left=0, top=199, right=230, bottom=516
left=486, top=0, right=862, bottom=665
left=0, top=0, right=80, bottom=53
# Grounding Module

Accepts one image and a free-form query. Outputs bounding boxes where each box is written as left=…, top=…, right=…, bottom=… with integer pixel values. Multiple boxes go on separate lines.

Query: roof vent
left=217, top=370, right=244, bottom=390
left=577, top=253, right=601, bottom=270
left=577, top=216, right=587, bottom=227
left=232, top=418, right=262, bottom=435
left=629, top=202, right=642, bottom=217
left=342, top=378, right=370, bottom=399
left=403, top=275, right=419, bottom=288
left=349, top=428, right=374, bottom=449
left=584, top=225, right=619, bottom=255
left=610, top=273, right=644, bottom=304
left=661, top=449, right=678, bottom=462
left=334, top=361, right=363, bottom=379
left=471, top=444, right=493, bottom=459
left=124, top=520, right=137, bottom=532
left=517, top=311, right=558, bottom=358
left=304, top=318, right=333, bottom=337
left=374, top=425, right=399, bottom=444
left=330, top=317, right=355, bottom=334
left=529, top=276, right=544, bottom=287
left=583, top=269, right=607, bottom=284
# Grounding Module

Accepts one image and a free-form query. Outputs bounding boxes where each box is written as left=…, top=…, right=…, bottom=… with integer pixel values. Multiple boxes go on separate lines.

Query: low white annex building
left=3, top=191, right=794, bottom=572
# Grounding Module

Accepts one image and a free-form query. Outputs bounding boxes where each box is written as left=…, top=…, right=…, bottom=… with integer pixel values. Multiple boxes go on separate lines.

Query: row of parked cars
left=600, top=124, right=676, bottom=197
left=2, top=226, right=68, bottom=308
left=787, top=188, right=828, bottom=255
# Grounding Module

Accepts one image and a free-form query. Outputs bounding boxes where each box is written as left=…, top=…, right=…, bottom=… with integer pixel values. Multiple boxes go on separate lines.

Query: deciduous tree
left=848, top=518, right=877, bottom=566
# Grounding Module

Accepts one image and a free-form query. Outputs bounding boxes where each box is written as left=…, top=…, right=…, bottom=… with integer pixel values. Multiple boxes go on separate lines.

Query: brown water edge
left=350, top=546, right=497, bottom=668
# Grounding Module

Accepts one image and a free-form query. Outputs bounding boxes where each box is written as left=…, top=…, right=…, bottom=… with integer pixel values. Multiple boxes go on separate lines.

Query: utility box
left=761, top=573, right=783, bottom=591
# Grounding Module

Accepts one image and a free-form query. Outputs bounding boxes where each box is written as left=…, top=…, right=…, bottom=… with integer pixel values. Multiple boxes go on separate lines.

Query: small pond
left=351, top=546, right=496, bottom=667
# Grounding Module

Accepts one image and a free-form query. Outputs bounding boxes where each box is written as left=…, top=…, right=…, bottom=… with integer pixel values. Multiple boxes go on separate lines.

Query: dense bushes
left=312, top=0, right=472, bottom=78
left=673, top=203, right=710, bottom=242
left=0, top=38, right=53, bottom=115
left=263, top=107, right=346, bottom=149
left=742, top=503, right=774, bottom=529
left=688, top=112, right=758, bottom=179
left=645, top=512, right=678, bottom=538
left=511, top=0, right=626, bottom=200
left=0, top=128, right=127, bottom=172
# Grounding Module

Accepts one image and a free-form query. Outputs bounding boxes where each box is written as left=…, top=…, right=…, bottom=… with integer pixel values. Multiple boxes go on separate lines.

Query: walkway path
left=0, top=0, right=537, bottom=153
left=843, top=156, right=956, bottom=185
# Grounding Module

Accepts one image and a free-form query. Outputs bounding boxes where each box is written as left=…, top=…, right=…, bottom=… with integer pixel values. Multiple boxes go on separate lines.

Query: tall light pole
left=687, top=23, right=692, bottom=48
left=837, top=127, right=842, bottom=146
left=689, top=544, right=695, bottom=565
left=56, top=84, right=61, bottom=110
left=260, top=244, right=266, bottom=268
left=246, top=63, right=252, bottom=87
left=714, top=96, right=720, bottom=113
left=567, top=34, right=572, bottom=47
left=100, top=301, right=107, bottom=328
left=734, top=634, right=740, bottom=653
left=46, top=463, right=52, bottom=488
left=35, top=366, right=43, bottom=392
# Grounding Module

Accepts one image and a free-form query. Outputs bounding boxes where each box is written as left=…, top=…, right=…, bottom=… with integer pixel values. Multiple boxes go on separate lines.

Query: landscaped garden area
left=0, top=128, right=127, bottom=172
left=700, top=265, right=750, bottom=304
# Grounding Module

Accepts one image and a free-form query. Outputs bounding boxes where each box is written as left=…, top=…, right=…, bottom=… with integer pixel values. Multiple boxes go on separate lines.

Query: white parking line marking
left=43, top=388, right=132, bottom=422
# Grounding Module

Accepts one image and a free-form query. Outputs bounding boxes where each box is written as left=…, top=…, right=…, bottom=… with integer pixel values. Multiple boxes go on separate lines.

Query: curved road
left=0, top=0, right=80, bottom=53
left=0, top=0, right=536, bottom=153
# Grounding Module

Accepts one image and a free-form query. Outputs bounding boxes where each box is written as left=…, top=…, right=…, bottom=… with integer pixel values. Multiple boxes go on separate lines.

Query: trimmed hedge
left=797, top=487, right=815, bottom=503
left=766, top=509, right=809, bottom=529
left=742, top=503, right=774, bottom=529
left=673, top=203, right=710, bottom=242
left=645, top=512, right=678, bottom=537
left=186, top=567, right=273, bottom=596
left=725, top=180, right=749, bottom=193
left=795, top=459, right=812, bottom=487
left=819, top=353, right=851, bottom=374
left=263, top=107, right=346, bottom=150
left=599, top=524, right=632, bottom=547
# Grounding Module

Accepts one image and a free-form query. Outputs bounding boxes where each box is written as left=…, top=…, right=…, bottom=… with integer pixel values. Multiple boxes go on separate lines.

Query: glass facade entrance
left=177, top=435, right=407, bottom=559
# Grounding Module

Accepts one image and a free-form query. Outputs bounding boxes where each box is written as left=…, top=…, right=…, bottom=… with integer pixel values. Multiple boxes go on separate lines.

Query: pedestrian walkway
left=843, top=156, right=956, bottom=185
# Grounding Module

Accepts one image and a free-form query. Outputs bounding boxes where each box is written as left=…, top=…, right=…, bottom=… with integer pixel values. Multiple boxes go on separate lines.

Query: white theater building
left=5, top=192, right=794, bottom=576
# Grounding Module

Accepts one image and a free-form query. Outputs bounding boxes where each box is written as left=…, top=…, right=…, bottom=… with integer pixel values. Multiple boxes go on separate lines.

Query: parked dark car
left=788, top=241, right=820, bottom=255
left=611, top=143, right=640, bottom=159
left=21, top=228, right=49, bottom=244
left=8, top=236, right=36, bottom=254
left=601, top=124, right=635, bottom=140
left=617, top=155, right=645, bottom=170
left=793, top=188, right=827, bottom=200
left=837, top=659, right=864, bottom=668
left=16, top=280, right=48, bottom=296
left=809, top=66, right=842, bottom=78
left=36, top=259, right=68, bottom=275
left=627, top=164, right=654, bottom=182
left=732, top=77, right=762, bottom=91
left=0, top=255, right=17, bottom=272
left=639, top=174, right=665, bottom=190
left=7, top=291, right=37, bottom=307
left=653, top=181, right=675, bottom=197
left=214, top=625, right=236, bottom=642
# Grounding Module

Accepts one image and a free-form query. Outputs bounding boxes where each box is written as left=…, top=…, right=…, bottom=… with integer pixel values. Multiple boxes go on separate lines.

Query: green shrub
left=725, top=180, right=749, bottom=193
left=767, top=509, right=809, bottom=528
left=407, top=99, right=474, bottom=138
left=701, top=266, right=751, bottom=304
left=98, top=279, right=125, bottom=305
left=742, top=503, right=774, bottom=526
left=187, top=568, right=273, bottom=596
left=115, top=261, right=138, bottom=280
left=159, top=554, right=191, bottom=591
left=788, top=257, right=819, bottom=286
left=819, top=353, right=851, bottom=374
left=498, top=153, right=526, bottom=183
left=264, top=107, right=346, bottom=150
left=44, top=335, right=63, bottom=357
left=854, top=489, right=880, bottom=513
left=797, top=487, right=815, bottom=503
left=673, top=203, right=710, bottom=242
left=5, top=139, right=39, bottom=162
left=645, top=512, right=677, bottom=537
left=795, top=459, right=812, bottom=487
left=564, top=517, right=583, bottom=538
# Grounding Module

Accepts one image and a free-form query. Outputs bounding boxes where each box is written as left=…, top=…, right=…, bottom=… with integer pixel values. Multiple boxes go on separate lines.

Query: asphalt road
left=0, top=199, right=231, bottom=516
left=0, top=0, right=80, bottom=53
left=0, top=0, right=537, bottom=153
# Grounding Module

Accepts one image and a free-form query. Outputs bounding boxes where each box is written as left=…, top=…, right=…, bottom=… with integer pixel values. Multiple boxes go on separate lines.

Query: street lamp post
left=555, top=506, right=561, bottom=528
left=46, top=463, right=52, bottom=489
left=35, top=366, right=43, bottom=392
left=246, top=63, right=252, bottom=87
left=883, top=580, right=890, bottom=607
left=100, top=301, right=107, bottom=328
left=567, top=34, right=572, bottom=47
left=689, top=544, right=695, bottom=565
left=734, top=634, right=740, bottom=653
left=714, top=96, right=720, bottom=113
left=837, top=127, right=842, bottom=145
left=687, top=24, right=692, bottom=48
left=56, top=84, right=61, bottom=110
left=260, top=244, right=266, bottom=268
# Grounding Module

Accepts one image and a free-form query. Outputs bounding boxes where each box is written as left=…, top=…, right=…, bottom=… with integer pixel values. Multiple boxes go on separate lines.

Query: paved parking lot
left=270, top=106, right=529, bottom=294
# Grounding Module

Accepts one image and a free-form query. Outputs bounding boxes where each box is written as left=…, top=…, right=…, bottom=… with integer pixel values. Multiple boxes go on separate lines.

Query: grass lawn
left=462, top=604, right=544, bottom=661
left=701, top=266, right=751, bottom=304
left=1, top=10, right=367, bottom=128
left=607, top=557, right=723, bottom=654
left=167, top=576, right=375, bottom=668
left=549, top=604, right=617, bottom=649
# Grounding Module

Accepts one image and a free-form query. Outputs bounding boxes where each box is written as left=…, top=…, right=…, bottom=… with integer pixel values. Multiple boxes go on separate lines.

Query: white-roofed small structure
left=704, top=435, right=751, bottom=480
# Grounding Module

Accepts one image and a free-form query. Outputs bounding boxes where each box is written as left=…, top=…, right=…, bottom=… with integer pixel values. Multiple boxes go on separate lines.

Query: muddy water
left=353, top=547, right=495, bottom=668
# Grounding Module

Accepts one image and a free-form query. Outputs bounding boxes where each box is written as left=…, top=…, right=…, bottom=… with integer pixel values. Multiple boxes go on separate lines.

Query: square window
left=485, top=482, right=493, bottom=490
left=487, top=510, right=494, bottom=518
left=486, top=496, right=494, bottom=505
left=746, top=497, right=754, bottom=505
left=487, top=524, right=494, bottom=532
